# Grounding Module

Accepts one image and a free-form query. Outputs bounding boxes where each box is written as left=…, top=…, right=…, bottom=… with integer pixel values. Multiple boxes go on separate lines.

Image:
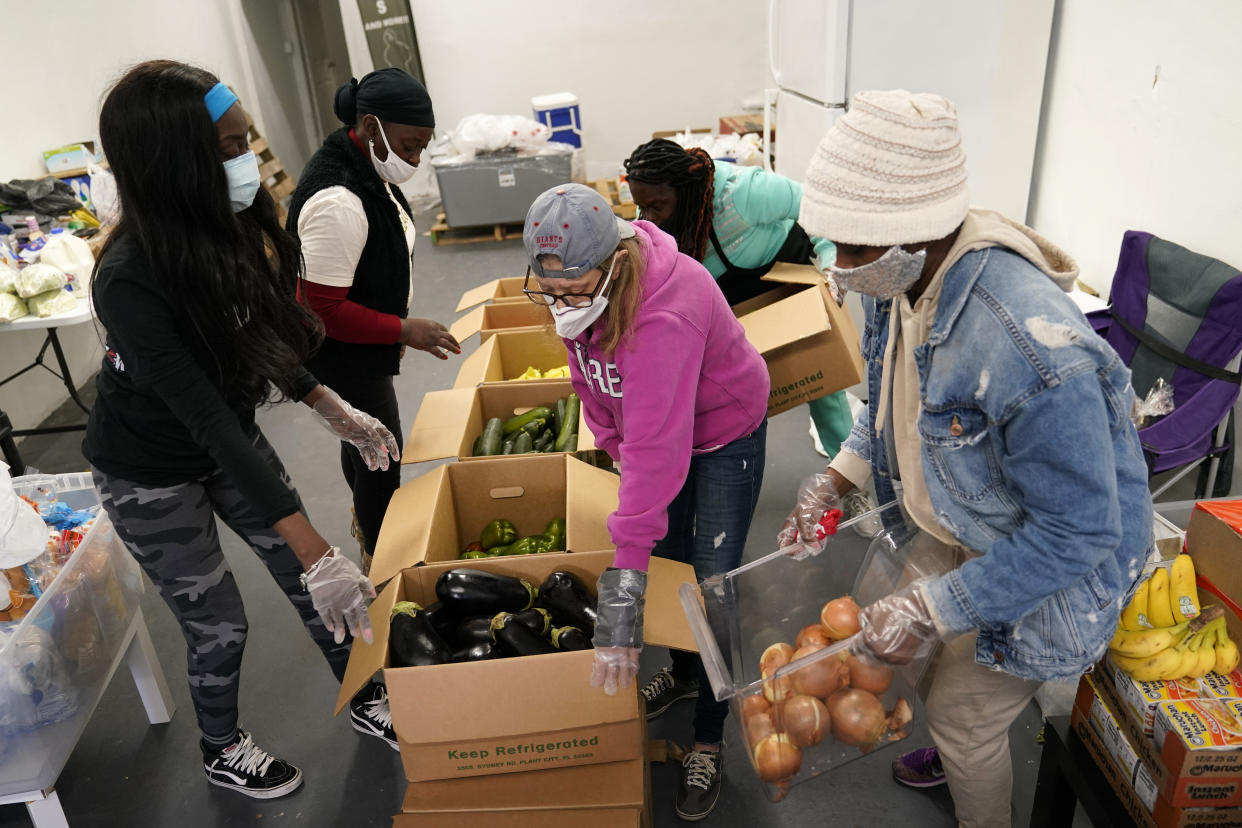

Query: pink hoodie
left=564, top=221, right=770, bottom=572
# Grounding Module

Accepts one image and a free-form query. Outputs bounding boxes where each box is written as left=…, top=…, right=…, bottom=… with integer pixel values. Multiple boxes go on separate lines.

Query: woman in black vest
left=290, top=68, right=458, bottom=572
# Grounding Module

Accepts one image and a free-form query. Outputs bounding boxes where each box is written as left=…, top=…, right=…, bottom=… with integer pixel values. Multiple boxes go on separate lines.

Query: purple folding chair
left=1087, top=231, right=1242, bottom=499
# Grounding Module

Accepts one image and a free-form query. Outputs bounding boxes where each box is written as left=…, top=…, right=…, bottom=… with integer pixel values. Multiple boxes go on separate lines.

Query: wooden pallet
left=429, top=213, right=524, bottom=246
left=590, top=178, right=638, bottom=220
left=243, top=111, right=295, bottom=223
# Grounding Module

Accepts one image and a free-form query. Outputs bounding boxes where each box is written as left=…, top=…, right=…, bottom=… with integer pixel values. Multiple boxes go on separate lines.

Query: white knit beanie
left=799, top=90, right=969, bottom=246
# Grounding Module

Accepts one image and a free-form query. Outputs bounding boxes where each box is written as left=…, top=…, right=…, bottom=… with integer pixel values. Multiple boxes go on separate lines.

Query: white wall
left=340, top=0, right=769, bottom=180
left=1030, top=0, right=1242, bottom=293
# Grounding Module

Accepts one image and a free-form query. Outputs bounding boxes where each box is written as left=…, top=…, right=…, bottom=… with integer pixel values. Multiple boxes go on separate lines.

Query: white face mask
left=551, top=257, right=617, bottom=340
left=368, top=118, right=417, bottom=184
left=828, top=244, right=927, bottom=300
left=222, top=151, right=261, bottom=212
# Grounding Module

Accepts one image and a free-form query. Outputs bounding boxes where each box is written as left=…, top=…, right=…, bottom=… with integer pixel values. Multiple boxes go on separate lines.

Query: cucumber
left=502, top=406, right=554, bottom=435
left=554, top=398, right=567, bottom=436
left=478, top=417, right=504, bottom=456
left=520, top=418, right=547, bottom=438
left=472, top=434, right=485, bottom=457
left=501, top=435, right=516, bottom=455
left=555, top=394, right=580, bottom=452
left=513, top=431, right=534, bottom=453
left=534, top=431, right=555, bottom=452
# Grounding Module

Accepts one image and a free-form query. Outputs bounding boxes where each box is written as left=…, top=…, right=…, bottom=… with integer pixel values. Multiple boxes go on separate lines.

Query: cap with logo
left=523, top=183, right=636, bottom=279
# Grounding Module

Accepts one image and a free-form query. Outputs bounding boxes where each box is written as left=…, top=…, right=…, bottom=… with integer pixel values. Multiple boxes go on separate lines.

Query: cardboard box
left=336, top=549, right=698, bottom=783
left=450, top=301, right=550, bottom=344
left=42, top=141, right=100, bottom=174
left=403, top=379, right=596, bottom=464
left=1105, top=655, right=1242, bottom=737
left=1072, top=699, right=1242, bottom=827
left=1095, top=659, right=1242, bottom=807
left=1187, top=502, right=1242, bottom=648
left=454, top=328, right=572, bottom=389
left=370, top=454, right=618, bottom=583
left=455, top=277, right=529, bottom=313
left=733, top=264, right=864, bottom=416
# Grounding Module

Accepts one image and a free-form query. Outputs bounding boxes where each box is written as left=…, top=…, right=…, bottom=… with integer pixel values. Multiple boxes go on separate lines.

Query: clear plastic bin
left=679, top=500, right=956, bottom=801
left=0, top=473, right=144, bottom=797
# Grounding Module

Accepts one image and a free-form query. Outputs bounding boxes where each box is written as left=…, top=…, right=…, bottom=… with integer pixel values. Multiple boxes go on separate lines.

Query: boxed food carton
left=456, top=276, right=529, bottom=313
left=734, top=264, right=864, bottom=417
left=403, top=379, right=596, bottom=464
left=454, top=329, right=572, bottom=389
left=335, top=549, right=697, bottom=784
left=370, top=454, right=618, bottom=585
left=1105, top=657, right=1242, bottom=737
left=450, top=301, right=550, bottom=344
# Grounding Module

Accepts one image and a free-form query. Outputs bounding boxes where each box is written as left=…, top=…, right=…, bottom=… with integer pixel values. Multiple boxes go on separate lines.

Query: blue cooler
left=531, top=92, right=582, bottom=148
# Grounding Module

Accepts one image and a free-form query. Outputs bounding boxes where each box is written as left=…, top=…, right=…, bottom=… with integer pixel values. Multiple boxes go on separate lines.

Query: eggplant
left=422, top=601, right=458, bottom=648
left=537, top=571, right=598, bottom=637
left=455, top=615, right=496, bottom=648
left=389, top=601, right=453, bottom=667
left=551, top=625, right=592, bottom=651
left=453, top=640, right=500, bottom=662
left=435, top=569, right=537, bottom=616
left=513, top=607, right=553, bottom=636
left=491, top=612, right=557, bottom=657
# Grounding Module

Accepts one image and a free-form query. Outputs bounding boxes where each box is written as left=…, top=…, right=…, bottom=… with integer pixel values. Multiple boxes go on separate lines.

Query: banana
left=1120, top=576, right=1152, bottom=631
left=1111, top=645, right=1194, bottom=682
left=1147, top=566, right=1175, bottom=628
left=1215, top=630, right=1241, bottom=675
left=1110, top=620, right=1189, bottom=658
left=1185, top=625, right=1217, bottom=678
left=1169, top=554, right=1201, bottom=622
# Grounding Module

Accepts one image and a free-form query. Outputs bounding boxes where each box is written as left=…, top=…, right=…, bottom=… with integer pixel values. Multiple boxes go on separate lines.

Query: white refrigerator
left=766, top=0, right=1056, bottom=223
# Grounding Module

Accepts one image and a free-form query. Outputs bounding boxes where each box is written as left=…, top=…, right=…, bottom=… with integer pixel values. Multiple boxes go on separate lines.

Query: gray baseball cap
left=523, top=183, right=636, bottom=279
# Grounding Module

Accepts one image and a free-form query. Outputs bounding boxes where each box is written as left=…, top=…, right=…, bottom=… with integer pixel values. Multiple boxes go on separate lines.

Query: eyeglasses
left=522, top=266, right=605, bottom=308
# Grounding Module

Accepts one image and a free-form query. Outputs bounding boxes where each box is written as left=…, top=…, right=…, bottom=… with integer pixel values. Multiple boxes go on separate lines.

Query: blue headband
left=204, top=82, right=238, bottom=123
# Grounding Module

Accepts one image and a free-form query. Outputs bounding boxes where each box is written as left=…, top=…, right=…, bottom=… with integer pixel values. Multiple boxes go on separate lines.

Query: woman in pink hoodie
left=522, top=183, right=770, bottom=821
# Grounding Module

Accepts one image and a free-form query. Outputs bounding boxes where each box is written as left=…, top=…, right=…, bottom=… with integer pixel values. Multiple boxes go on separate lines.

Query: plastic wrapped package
left=0, top=293, right=27, bottom=323
left=678, top=500, right=958, bottom=801
left=673, top=131, right=765, bottom=166
left=24, top=288, right=77, bottom=318
left=1131, top=377, right=1175, bottom=429
left=14, top=263, right=67, bottom=299
left=0, top=263, right=17, bottom=293
left=448, top=113, right=552, bottom=160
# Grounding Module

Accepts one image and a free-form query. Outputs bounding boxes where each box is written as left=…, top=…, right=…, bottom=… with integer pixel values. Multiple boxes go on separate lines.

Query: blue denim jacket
left=844, top=247, right=1153, bottom=682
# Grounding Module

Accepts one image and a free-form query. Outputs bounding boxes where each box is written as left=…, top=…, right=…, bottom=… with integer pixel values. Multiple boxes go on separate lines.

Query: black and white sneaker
left=350, top=681, right=398, bottom=751
left=202, top=730, right=302, bottom=800
left=676, top=748, right=723, bottom=821
left=641, top=667, right=699, bottom=720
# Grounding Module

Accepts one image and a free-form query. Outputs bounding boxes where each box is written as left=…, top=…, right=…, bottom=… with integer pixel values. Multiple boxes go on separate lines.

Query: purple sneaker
left=892, top=746, right=946, bottom=788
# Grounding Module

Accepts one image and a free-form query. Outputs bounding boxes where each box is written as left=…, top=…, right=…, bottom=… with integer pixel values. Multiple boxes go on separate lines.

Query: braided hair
left=624, top=139, right=715, bottom=260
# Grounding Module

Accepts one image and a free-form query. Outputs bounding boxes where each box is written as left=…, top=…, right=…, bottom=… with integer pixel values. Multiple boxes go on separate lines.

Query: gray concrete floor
left=6, top=208, right=1222, bottom=826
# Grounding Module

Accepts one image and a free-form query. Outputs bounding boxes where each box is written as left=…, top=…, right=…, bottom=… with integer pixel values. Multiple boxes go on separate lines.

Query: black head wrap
left=333, top=68, right=434, bottom=128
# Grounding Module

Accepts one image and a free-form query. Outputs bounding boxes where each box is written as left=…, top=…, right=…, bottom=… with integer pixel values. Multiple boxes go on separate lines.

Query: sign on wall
left=355, top=0, right=425, bottom=85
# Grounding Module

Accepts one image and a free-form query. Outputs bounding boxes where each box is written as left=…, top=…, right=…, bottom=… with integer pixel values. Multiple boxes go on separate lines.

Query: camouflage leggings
left=92, top=429, right=350, bottom=744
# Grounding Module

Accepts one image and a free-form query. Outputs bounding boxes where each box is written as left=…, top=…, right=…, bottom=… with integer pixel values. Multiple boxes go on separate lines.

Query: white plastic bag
left=0, top=263, right=17, bottom=294
left=15, top=263, right=67, bottom=299
left=0, top=293, right=27, bottom=323
left=449, top=114, right=552, bottom=159
left=673, top=131, right=765, bottom=166
left=25, top=288, right=77, bottom=318
left=38, top=232, right=95, bottom=290
left=88, top=162, right=120, bottom=225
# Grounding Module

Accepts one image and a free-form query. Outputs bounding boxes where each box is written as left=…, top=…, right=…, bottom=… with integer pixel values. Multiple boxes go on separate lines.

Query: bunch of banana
left=1119, top=554, right=1201, bottom=631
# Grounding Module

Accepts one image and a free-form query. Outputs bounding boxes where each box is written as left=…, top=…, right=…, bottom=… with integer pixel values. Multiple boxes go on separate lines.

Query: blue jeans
left=654, top=420, right=767, bottom=745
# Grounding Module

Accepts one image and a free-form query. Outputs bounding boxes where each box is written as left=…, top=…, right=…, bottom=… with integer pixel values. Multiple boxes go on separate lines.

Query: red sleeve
left=300, top=281, right=402, bottom=345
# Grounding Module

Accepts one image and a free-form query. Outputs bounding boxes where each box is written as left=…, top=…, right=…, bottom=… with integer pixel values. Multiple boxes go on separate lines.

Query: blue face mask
left=222, top=151, right=261, bottom=212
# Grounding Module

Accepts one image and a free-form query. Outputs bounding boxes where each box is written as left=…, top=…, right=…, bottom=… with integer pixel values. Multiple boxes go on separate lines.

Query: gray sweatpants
left=93, top=428, right=350, bottom=745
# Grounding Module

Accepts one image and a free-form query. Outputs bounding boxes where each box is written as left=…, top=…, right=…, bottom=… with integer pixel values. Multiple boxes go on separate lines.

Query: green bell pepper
left=480, top=519, right=517, bottom=550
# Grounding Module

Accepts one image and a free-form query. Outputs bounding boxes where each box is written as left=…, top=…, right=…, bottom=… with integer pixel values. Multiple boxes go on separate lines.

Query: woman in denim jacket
left=780, top=90, right=1153, bottom=827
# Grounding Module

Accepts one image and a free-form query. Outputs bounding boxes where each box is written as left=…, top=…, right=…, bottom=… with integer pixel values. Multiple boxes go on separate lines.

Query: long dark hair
left=96, top=59, right=321, bottom=405
left=624, top=138, right=716, bottom=260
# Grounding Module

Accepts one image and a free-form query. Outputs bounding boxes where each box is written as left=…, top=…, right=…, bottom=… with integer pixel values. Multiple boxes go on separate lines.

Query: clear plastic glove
left=852, top=578, right=941, bottom=666
left=300, top=548, right=377, bottom=645
left=589, top=568, right=646, bottom=696
left=311, top=386, right=400, bottom=472
left=776, top=473, right=844, bottom=559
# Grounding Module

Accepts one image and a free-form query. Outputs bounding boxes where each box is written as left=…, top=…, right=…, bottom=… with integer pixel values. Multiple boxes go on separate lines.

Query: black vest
left=288, top=128, right=412, bottom=377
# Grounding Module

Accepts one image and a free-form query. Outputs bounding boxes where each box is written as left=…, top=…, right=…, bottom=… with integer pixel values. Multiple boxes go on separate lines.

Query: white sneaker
left=843, top=490, right=882, bottom=538
left=202, top=730, right=302, bottom=800
left=350, top=681, right=399, bottom=751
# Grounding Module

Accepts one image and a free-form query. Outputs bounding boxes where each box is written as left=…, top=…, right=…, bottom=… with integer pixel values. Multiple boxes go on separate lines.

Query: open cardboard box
left=404, top=379, right=595, bottom=464
left=336, top=549, right=698, bottom=784
left=734, top=264, right=864, bottom=416
left=455, top=276, right=529, bottom=313
left=450, top=301, right=550, bottom=344
left=454, top=328, right=572, bottom=389
left=370, top=454, right=618, bottom=585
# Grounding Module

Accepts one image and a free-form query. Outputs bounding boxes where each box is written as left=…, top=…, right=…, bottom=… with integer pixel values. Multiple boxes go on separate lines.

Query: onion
left=796, top=624, right=832, bottom=650
left=745, top=710, right=777, bottom=748
left=790, top=645, right=848, bottom=698
left=886, top=697, right=914, bottom=740
left=742, top=693, right=771, bottom=721
left=753, top=733, right=802, bottom=782
left=775, top=694, right=830, bottom=748
left=846, top=655, right=894, bottom=695
left=760, top=643, right=795, bottom=704
left=820, top=595, right=861, bottom=639
left=825, top=688, right=888, bottom=747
